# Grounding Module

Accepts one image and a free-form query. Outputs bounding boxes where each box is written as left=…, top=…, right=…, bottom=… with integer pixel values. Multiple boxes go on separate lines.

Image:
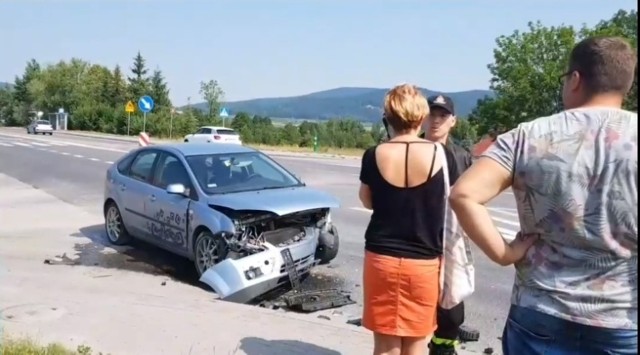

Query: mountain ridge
left=188, top=86, right=494, bottom=121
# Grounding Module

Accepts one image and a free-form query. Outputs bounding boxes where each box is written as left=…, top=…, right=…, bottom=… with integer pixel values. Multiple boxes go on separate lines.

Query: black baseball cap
left=428, top=95, right=455, bottom=115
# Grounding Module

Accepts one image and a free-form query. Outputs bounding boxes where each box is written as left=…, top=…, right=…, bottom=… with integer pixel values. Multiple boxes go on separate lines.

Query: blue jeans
left=502, top=305, right=637, bottom=355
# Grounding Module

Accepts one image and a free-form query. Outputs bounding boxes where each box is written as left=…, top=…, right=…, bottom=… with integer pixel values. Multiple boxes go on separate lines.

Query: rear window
left=215, top=129, right=238, bottom=135
left=37, top=120, right=51, bottom=125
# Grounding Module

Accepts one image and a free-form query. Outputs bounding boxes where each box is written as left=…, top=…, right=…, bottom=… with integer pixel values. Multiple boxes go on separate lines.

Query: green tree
left=109, top=65, right=128, bottom=107
left=199, top=79, right=225, bottom=123
left=451, top=118, right=479, bottom=149
left=472, top=9, right=638, bottom=134
left=127, top=51, right=149, bottom=100
left=150, top=69, right=172, bottom=108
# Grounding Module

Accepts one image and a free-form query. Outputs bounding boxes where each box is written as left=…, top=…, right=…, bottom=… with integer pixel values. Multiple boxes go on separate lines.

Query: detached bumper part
left=200, top=232, right=318, bottom=303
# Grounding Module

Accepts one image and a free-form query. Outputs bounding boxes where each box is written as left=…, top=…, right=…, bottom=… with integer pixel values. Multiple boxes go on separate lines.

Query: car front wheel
left=104, top=202, right=132, bottom=245
left=194, top=230, right=227, bottom=276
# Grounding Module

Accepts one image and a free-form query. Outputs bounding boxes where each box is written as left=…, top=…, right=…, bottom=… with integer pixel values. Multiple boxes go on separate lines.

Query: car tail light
left=213, top=135, right=221, bottom=140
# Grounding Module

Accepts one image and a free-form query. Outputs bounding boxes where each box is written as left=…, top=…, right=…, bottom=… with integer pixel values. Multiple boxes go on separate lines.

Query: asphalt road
left=0, top=128, right=521, bottom=353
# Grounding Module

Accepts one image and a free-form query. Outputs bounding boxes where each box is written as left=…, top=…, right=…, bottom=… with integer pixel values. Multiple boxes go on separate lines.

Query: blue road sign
left=220, top=107, right=229, bottom=118
left=138, top=95, right=155, bottom=113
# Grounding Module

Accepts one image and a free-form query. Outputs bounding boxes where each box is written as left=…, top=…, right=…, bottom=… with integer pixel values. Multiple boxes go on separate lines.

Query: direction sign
left=138, top=95, right=154, bottom=113
left=125, top=101, right=135, bottom=113
left=220, top=107, right=229, bottom=118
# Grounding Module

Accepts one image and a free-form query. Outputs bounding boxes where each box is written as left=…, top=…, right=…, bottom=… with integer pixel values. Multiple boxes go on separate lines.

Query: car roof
left=143, top=143, right=256, bottom=157
left=200, top=126, right=236, bottom=130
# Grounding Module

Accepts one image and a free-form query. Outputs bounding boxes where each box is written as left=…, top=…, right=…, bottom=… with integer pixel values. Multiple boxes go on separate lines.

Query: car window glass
left=195, top=128, right=205, bottom=134
left=202, top=128, right=212, bottom=134
left=129, top=151, right=158, bottom=182
left=117, top=153, right=136, bottom=175
left=186, top=152, right=299, bottom=194
left=155, top=155, right=192, bottom=189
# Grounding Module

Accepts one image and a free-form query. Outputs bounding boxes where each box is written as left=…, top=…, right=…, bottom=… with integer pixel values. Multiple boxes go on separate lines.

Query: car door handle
left=149, top=194, right=156, bottom=202
left=119, top=184, right=126, bottom=191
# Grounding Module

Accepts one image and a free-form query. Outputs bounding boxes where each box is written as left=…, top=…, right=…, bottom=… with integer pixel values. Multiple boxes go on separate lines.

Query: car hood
left=207, top=186, right=339, bottom=216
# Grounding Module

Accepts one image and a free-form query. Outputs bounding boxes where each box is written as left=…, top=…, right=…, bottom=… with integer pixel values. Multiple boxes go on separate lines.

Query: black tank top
left=359, top=142, right=450, bottom=260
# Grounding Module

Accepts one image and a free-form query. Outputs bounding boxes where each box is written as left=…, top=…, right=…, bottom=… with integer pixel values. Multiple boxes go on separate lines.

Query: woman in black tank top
left=359, top=84, right=446, bottom=355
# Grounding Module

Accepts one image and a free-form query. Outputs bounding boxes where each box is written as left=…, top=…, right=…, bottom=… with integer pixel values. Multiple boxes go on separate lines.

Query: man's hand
left=502, top=232, right=539, bottom=265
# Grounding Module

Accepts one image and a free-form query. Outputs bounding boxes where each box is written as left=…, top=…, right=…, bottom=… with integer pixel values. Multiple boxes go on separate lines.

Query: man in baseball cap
left=422, top=94, right=477, bottom=355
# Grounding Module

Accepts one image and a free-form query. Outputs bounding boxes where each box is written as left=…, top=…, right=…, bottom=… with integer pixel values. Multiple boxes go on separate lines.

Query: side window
left=195, top=128, right=205, bottom=134
left=129, top=151, right=159, bottom=182
left=116, top=153, right=136, bottom=175
left=154, top=154, right=192, bottom=189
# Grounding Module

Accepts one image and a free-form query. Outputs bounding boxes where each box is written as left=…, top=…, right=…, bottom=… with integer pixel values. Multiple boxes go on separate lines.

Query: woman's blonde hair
left=383, top=84, right=429, bottom=132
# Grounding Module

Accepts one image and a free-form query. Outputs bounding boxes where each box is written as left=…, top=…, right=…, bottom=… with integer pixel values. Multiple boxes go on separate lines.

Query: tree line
left=0, top=8, right=635, bottom=150
left=469, top=9, right=637, bottom=136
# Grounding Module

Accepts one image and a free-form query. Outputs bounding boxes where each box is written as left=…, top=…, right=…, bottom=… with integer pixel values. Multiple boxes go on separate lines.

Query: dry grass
left=247, top=144, right=364, bottom=157
left=0, top=337, right=99, bottom=355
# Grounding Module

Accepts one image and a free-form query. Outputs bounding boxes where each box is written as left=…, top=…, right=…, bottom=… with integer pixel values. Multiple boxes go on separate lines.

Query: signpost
left=125, top=101, right=135, bottom=135
left=169, top=107, right=175, bottom=139
left=220, top=107, right=229, bottom=127
left=138, top=95, right=154, bottom=132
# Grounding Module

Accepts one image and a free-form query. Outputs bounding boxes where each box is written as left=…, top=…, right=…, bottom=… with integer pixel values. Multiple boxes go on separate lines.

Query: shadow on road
left=56, top=224, right=208, bottom=289
left=238, top=337, right=341, bottom=355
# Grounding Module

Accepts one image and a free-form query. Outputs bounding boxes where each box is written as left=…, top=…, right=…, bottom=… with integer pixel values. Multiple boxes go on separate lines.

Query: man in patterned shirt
left=450, top=36, right=638, bottom=354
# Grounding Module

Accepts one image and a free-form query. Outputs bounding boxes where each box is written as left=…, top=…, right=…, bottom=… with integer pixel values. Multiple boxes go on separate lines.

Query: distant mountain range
left=189, top=87, right=494, bottom=122
left=0, top=81, right=493, bottom=121
left=0, top=82, right=11, bottom=89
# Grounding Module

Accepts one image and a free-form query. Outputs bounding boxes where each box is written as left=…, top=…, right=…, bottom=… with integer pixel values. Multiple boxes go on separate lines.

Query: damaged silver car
left=103, top=143, right=340, bottom=303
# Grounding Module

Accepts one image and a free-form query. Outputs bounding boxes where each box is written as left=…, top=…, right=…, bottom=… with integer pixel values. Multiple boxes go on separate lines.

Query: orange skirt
left=362, top=250, right=440, bottom=337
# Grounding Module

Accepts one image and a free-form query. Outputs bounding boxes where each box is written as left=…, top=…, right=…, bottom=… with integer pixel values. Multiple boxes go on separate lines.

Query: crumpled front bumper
left=199, top=227, right=320, bottom=303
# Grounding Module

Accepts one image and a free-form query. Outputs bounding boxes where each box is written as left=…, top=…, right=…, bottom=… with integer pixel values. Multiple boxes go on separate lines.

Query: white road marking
left=0, top=142, right=12, bottom=147
left=12, top=142, right=30, bottom=147
left=73, top=154, right=84, bottom=158
left=48, top=149, right=58, bottom=153
left=61, top=152, right=70, bottom=156
left=89, top=158, right=100, bottom=162
left=105, top=161, right=114, bottom=164
left=30, top=142, right=49, bottom=147
left=349, top=206, right=521, bottom=242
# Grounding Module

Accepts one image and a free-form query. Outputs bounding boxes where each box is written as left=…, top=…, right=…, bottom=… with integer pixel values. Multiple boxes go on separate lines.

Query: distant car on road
left=183, top=126, right=242, bottom=145
left=103, top=143, right=340, bottom=303
left=27, top=120, right=54, bottom=135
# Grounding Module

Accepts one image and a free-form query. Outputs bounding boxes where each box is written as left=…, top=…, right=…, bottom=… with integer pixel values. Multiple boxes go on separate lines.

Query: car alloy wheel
left=104, top=203, right=131, bottom=245
left=194, top=231, right=225, bottom=276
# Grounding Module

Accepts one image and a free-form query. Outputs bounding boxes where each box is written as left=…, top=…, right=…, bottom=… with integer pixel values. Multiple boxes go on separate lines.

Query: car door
left=119, top=149, right=161, bottom=241
left=197, top=128, right=213, bottom=143
left=147, top=152, right=193, bottom=254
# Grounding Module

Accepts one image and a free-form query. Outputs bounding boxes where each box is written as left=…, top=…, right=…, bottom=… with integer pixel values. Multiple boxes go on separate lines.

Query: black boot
left=429, top=339, right=458, bottom=355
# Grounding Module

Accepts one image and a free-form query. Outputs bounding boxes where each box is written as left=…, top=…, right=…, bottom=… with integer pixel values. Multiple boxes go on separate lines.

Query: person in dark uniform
left=421, top=95, right=475, bottom=355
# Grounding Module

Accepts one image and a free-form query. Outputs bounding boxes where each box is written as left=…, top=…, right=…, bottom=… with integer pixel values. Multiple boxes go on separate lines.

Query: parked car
left=27, top=120, right=54, bottom=135
left=183, top=126, right=242, bottom=145
left=103, top=143, right=340, bottom=303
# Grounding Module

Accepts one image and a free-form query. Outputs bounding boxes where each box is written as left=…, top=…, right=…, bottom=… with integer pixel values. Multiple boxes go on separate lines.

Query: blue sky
left=0, top=0, right=636, bottom=105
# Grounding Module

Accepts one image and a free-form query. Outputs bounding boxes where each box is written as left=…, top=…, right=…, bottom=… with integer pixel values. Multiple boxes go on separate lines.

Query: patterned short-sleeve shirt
left=483, top=107, right=637, bottom=330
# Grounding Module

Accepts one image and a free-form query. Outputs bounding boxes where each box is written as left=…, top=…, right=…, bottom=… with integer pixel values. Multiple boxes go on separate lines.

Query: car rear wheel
left=194, top=230, right=227, bottom=276
left=104, top=202, right=132, bottom=245
left=184, top=139, right=189, bottom=142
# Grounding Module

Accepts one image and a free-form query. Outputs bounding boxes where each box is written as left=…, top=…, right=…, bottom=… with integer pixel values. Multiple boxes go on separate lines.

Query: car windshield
left=216, top=129, right=238, bottom=135
left=185, top=152, right=302, bottom=194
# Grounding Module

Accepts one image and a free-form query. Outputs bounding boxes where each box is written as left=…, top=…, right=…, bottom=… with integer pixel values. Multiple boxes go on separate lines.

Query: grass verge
left=0, top=337, right=101, bottom=355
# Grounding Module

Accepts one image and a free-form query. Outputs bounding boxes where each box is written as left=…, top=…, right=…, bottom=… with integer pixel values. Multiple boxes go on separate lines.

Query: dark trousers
left=434, top=301, right=465, bottom=340
left=503, top=305, right=637, bottom=355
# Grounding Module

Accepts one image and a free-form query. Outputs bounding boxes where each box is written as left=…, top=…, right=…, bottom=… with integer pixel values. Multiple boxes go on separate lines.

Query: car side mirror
left=166, top=183, right=187, bottom=196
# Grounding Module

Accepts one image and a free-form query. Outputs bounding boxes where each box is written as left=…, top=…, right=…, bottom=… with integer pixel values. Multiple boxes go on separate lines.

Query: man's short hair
left=568, top=36, right=637, bottom=96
